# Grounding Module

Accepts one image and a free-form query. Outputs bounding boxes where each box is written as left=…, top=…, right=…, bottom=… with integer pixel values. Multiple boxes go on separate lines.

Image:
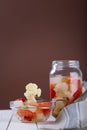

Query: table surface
left=0, top=110, right=87, bottom=130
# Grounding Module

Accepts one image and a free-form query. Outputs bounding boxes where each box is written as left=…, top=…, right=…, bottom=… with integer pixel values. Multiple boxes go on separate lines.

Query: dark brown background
left=0, top=0, right=87, bottom=109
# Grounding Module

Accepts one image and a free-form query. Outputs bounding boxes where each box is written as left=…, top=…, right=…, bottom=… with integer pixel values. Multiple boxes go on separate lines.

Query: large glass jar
left=49, top=60, right=83, bottom=117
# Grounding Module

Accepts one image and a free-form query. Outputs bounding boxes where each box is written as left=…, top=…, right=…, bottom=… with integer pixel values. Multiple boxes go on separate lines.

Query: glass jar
left=49, top=60, right=83, bottom=117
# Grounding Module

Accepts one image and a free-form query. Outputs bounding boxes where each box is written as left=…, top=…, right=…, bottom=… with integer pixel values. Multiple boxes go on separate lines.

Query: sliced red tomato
left=42, top=108, right=51, bottom=116
left=50, top=84, right=56, bottom=98
left=24, top=112, right=36, bottom=121
left=17, top=109, right=36, bottom=121
left=16, top=97, right=26, bottom=102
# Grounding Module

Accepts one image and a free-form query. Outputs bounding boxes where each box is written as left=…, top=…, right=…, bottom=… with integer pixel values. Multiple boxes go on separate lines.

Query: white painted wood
left=8, top=122, right=38, bottom=130
left=0, top=110, right=13, bottom=130
left=7, top=112, right=37, bottom=130
left=1, top=110, right=87, bottom=130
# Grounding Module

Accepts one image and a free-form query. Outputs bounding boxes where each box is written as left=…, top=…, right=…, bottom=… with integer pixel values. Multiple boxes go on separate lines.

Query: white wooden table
left=0, top=110, right=38, bottom=130
left=0, top=110, right=87, bottom=130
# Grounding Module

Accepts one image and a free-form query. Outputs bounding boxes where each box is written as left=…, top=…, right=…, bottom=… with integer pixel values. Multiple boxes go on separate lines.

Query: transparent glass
left=49, top=60, right=83, bottom=117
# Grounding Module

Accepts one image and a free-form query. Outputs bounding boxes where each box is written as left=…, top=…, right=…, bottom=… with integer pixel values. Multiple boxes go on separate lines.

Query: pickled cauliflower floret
left=54, top=82, right=71, bottom=99
left=24, top=83, right=41, bottom=103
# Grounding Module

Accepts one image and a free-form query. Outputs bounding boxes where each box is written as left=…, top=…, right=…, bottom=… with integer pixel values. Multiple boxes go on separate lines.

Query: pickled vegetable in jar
left=49, top=60, right=82, bottom=117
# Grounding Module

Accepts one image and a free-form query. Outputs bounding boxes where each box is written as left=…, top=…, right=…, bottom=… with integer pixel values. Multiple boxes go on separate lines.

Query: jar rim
left=52, top=59, right=79, bottom=63
left=52, top=60, right=80, bottom=68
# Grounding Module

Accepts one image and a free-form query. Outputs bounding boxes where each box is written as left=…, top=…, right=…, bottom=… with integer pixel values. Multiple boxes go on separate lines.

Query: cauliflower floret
left=54, top=82, right=68, bottom=92
left=24, top=83, right=41, bottom=103
left=26, top=83, right=38, bottom=90
left=37, top=88, right=41, bottom=97
left=54, top=82, right=71, bottom=99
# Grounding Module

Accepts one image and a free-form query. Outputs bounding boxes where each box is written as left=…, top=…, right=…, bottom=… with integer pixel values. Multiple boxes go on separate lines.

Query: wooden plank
left=0, top=110, right=13, bottom=130
left=37, top=115, right=56, bottom=129
left=7, top=113, right=37, bottom=130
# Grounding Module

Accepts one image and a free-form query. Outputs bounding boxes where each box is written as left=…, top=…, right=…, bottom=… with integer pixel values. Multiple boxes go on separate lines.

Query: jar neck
left=52, top=60, right=80, bottom=69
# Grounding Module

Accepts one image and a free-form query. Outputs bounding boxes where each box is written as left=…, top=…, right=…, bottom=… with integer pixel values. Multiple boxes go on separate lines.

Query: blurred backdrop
left=0, top=0, right=87, bottom=109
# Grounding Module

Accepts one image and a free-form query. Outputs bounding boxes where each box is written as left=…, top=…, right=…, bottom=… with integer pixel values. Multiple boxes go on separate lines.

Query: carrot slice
left=38, top=102, right=52, bottom=107
left=37, top=102, right=51, bottom=116
left=73, top=79, right=82, bottom=100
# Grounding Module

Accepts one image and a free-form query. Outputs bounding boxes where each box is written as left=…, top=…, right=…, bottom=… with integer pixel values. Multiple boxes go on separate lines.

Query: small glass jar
left=49, top=60, right=83, bottom=117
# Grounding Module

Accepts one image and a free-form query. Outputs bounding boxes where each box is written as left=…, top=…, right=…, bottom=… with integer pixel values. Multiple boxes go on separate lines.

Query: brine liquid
left=50, top=76, right=82, bottom=117
left=50, top=76, right=82, bottom=103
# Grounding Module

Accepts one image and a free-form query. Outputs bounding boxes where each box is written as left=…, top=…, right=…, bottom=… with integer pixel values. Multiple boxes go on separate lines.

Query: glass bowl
left=9, top=100, right=55, bottom=122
